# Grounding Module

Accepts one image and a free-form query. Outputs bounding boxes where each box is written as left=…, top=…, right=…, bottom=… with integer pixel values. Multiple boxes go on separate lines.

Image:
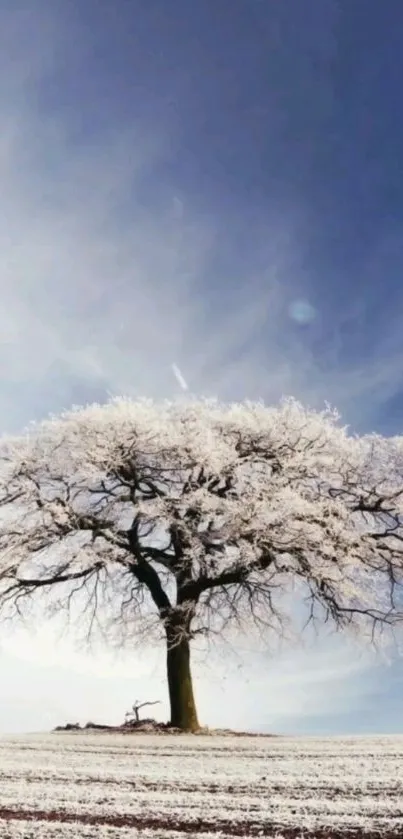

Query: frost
left=0, top=396, right=402, bottom=653
left=0, top=732, right=402, bottom=836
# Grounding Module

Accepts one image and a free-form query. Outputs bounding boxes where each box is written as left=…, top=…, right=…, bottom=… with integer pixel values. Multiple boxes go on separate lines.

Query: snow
left=0, top=732, right=401, bottom=836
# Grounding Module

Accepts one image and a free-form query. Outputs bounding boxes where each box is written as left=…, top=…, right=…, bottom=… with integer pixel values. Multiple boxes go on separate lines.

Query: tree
left=0, top=396, right=402, bottom=731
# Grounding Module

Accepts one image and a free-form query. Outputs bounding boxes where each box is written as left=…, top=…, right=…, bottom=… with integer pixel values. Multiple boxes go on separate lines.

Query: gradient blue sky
left=1, top=0, right=403, bottom=735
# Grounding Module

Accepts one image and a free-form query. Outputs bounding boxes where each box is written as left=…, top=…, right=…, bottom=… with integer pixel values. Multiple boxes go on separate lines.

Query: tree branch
left=14, top=565, right=101, bottom=590
left=126, top=520, right=171, bottom=614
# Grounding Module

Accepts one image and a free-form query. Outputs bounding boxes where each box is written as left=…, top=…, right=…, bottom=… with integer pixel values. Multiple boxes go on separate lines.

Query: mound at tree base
left=53, top=719, right=278, bottom=736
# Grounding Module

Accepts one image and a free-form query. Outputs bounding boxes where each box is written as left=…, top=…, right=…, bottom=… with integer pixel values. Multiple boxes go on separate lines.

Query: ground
left=0, top=732, right=401, bottom=837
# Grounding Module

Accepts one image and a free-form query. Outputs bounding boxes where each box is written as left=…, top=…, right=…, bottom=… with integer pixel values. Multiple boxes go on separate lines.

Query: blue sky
left=1, top=0, right=403, bottom=735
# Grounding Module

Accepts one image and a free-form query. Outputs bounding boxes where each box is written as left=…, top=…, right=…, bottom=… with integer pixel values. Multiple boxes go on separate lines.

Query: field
left=0, top=733, right=401, bottom=838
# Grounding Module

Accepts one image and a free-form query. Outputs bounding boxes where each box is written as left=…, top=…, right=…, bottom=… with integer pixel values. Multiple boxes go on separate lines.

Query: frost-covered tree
left=0, top=397, right=403, bottom=731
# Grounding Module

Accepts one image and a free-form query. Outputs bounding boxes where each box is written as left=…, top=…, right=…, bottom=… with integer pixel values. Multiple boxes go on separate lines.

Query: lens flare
left=288, top=299, right=316, bottom=325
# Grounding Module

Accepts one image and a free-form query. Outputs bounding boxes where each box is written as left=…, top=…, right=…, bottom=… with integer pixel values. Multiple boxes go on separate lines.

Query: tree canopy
left=0, top=396, right=402, bottom=729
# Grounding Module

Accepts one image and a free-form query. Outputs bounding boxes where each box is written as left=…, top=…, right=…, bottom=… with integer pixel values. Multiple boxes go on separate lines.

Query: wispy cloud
left=179, top=630, right=383, bottom=732
left=0, top=13, right=400, bottom=437
left=1, top=67, right=402, bottom=437
left=0, top=623, right=158, bottom=680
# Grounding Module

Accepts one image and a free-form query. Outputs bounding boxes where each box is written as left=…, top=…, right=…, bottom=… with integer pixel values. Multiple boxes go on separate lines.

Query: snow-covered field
left=0, top=732, right=401, bottom=838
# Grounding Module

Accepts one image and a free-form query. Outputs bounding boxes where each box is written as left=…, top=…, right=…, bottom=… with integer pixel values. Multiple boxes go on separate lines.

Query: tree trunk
left=166, top=626, right=199, bottom=731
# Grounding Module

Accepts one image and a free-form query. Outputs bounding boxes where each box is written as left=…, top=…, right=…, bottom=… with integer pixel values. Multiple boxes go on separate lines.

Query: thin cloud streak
left=171, top=363, right=189, bottom=391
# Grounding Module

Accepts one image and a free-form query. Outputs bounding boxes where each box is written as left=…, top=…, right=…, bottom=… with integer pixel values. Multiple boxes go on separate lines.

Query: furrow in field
left=0, top=808, right=402, bottom=839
